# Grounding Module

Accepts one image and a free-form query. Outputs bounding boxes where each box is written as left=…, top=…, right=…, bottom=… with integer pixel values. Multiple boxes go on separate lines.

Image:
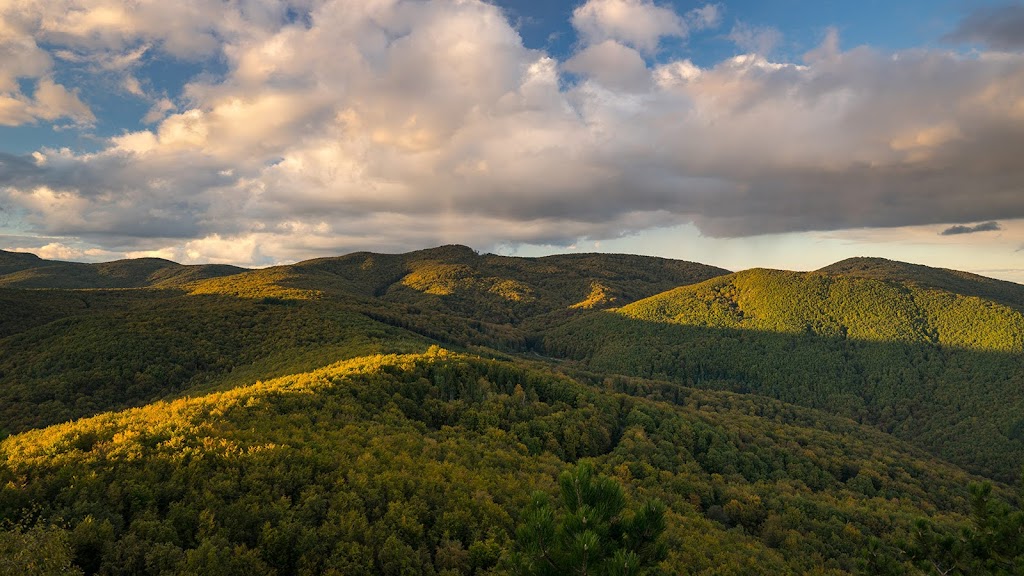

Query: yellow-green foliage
left=545, top=267, right=1024, bottom=481
left=290, top=245, right=729, bottom=327
left=0, top=294, right=430, bottom=435
left=187, top=267, right=321, bottom=300
left=569, top=282, right=618, bottom=309
left=6, top=247, right=1024, bottom=573
left=487, top=280, right=534, bottom=302
left=402, top=262, right=477, bottom=295
left=821, top=257, right=1024, bottom=311
left=401, top=262, right=537, bottom=304
left=618, top=268, right=1024, bottom=350
left=0, top=350, right=989, bottom=574
left=0, top=525, right=82, bottom=575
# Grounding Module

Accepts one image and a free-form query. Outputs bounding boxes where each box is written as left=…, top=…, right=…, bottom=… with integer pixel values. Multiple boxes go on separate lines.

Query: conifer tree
left=510, top=462, right=666, bottom=576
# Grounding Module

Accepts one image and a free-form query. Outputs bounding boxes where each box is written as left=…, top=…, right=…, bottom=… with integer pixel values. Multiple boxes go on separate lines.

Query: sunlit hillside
left=2, top=247, right=1024, bottom=574
left=0, top=349, right=1001, bottom=575
left=544, top=263, right=1024, bottom=480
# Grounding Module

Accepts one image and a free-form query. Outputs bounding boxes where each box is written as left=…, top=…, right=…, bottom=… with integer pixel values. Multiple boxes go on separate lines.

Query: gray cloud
left=0, top=153, right=45, bottom=183
left=947, top=4, right=1024, bottom=50
left=941, top=221, right=1003, bottom=236
left=3, top=1, right=1024, bottom=266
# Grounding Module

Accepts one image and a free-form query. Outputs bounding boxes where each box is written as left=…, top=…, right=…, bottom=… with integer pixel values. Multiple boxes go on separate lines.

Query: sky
left=2, top=0, right=1024, bottom=280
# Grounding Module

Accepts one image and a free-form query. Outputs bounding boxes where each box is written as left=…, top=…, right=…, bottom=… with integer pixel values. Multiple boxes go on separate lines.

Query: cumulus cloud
left=0, top=0, right=298, bottom=126
left=0, top=78, right=94, bottom=127
left=2, top=0, right=1024, bottom=265
left=563, top=40, right=651, bottom=91
left=686, top=4, right=722, bottom=30
left=941, top=221, right=1002, bottom=236
left=947, top=4, right=1024, bottom=51
left=728, top=21, right=783, bottom=55
left=571, top=0, right=687, bottom=52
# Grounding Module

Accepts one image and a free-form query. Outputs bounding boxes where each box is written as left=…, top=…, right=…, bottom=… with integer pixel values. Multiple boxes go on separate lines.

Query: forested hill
left=0, top=250, right=247, bottom=289
left=543, top=264, right=1024, bottom=481
left=187, top=244, right=732, bottom=325
left=4, top=247, right=1024, bottom=573
left=0, top=249, right=48, bottom=275
left=0, top=349, right=1009, bottom=574
left=0, top=246, right=728, bottom=437
left=819, top=257, right=1024, bottom=310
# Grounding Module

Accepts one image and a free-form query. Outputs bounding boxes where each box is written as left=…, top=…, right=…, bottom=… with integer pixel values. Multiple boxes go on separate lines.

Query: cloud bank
left=1, top=0, right=1023, bottom=265
left=947, top=4, right=1024, bottom=51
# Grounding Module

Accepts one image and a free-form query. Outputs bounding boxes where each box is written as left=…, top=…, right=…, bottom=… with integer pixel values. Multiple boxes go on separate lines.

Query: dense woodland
left=543, top=268, right=1024, bottom=481
left=1, top=247, right=1024, bottom=574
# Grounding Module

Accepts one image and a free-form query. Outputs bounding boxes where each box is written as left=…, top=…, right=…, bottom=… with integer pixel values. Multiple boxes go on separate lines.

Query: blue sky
left=2, top=0, right=1024, bottom=280
left=499, top=0, right=977, bottom=59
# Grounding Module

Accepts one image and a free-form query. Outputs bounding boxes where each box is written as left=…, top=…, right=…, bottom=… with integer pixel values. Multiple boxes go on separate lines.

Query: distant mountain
left=543, top=261, right=1024, bottom=480
left=0, top=252, right=247, bottom=289
left=0, top=249, right=49, bottom=275
left=189, top=244, right=731, bottom=322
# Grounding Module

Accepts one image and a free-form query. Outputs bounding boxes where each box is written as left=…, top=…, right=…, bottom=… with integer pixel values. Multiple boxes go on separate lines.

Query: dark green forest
left=2, top=247, right=1023, bottom=574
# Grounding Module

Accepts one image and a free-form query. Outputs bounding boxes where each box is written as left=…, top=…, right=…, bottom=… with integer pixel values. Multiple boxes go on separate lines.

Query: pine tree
left=510, top=462, right=666, bottom=576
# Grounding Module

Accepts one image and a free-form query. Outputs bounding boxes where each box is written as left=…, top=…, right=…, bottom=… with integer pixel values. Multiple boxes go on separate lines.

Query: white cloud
left=571, top=0, right=686, bottom=53
left=564, top=40, right=651, bottom=91
left=2, top=0, right=1024, bottom=266
left=0, top=78, right=94, bottom=126
left=728, top=21, right=783, bottom=55
left=141, top=97, right=177, bottom=124
left=31, top=79, right=95, bottom=124
left=686, top=4, right=722, bottom=30
left=29, top=242, right=82, bottom=260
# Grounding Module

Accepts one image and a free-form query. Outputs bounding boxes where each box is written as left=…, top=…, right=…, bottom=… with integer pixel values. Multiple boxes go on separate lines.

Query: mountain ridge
left=0, top=250, right=249, bottom=289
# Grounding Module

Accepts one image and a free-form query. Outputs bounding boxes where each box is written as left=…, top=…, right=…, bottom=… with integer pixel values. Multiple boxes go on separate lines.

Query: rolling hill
left=0, top=350, right=1003, bottom=574
left=2, top=248, right=1024, bottom=574
left=0, top=246, right=728, bottom=436
left=0, top=251, right=247, bottom=289
left=543, top=259, right=1024, bottom=481
left=185, top=245, right=731, bottom=325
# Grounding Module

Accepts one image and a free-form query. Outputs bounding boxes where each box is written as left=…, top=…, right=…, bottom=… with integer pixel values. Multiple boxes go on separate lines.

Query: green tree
left=0, top=525, right=83, bottom=576
left=908, top=481, right=1024, bottom=575
left=510, top=462, right=666, bottom=576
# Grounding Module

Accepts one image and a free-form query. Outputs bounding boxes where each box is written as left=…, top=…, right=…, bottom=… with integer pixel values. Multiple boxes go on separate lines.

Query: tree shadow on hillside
left=541, top=313, right=1024, bottom=482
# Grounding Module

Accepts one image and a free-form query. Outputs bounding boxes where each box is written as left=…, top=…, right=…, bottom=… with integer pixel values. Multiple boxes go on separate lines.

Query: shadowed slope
left=0, top=291, right=433, bottom=436
left=543, top=264, right=1024, bottom=480
left=0, top=250, right=51, bottom=276
left=0, top=255, right=247, bottom=289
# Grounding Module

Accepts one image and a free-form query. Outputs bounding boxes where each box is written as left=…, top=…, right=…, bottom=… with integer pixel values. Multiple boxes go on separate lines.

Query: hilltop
left=187, top=244, right=731, bottom=324
left=0, top=250, right=247, bottom=289
left=819, top=257, right=1024, bottom=310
